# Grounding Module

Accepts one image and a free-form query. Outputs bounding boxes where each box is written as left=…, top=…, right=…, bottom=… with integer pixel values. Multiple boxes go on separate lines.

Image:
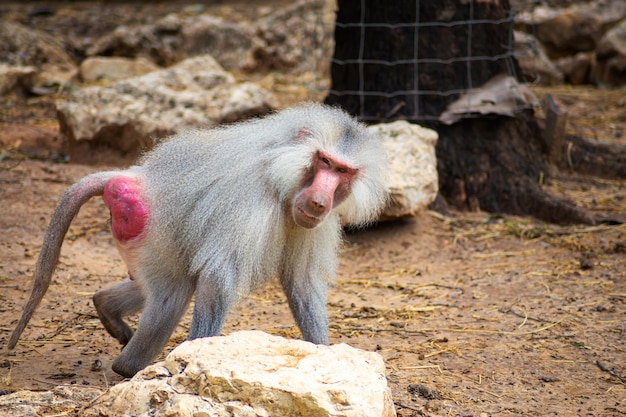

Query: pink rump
left=103, top=176, right=149, bottom=244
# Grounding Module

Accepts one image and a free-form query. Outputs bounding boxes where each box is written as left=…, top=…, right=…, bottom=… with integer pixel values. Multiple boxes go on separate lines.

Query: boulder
left=369, top=121, right=439, bottom=219
left=533, top=8, right=601, bottom=57
left=514, top=30, right=564, bottom=85
left=554, top=52, right=593, bottom=85
left=0, top=64, right=37, bottom=95
left=85, top=13, right=185, bottom=67
left=85, top=0, right=330, bottom=73
left=86, top=12, right=256, bottom=70
left=82, top=331, right=396, bottom=417
left=0, top=20, right=77, bottom=94
left=0, top=386, right=102, bottom=417
left=79, top=56, right=160, bottom=83
left=0, top=20, right=75, bottom=70
left=591, top=19, right=626, bottom=86
left=180, top=14, right=258, bottom=71
left=56, top=55, right=276, bottom=155
left=515, top=2, right=626, bottom=58
left=251, top=0, right=333, bottom=72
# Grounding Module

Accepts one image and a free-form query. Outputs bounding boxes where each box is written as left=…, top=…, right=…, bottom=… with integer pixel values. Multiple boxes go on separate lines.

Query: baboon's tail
left=8, top=171, right=120, bottom=349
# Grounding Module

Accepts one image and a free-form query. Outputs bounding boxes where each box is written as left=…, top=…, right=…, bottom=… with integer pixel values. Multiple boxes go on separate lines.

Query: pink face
left=293, top=151, right=358, bottom=229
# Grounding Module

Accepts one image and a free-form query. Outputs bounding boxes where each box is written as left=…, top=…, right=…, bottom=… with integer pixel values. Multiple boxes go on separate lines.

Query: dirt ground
left=1, top=2, right=625, bottom=417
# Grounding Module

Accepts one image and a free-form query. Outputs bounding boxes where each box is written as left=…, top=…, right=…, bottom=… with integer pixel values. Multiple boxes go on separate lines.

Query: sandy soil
left=0, top=2, right=625, bottom=416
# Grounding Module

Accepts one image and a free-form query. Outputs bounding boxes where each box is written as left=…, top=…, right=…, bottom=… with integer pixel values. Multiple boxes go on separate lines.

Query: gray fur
left=8, top=103, right=388, bottom=377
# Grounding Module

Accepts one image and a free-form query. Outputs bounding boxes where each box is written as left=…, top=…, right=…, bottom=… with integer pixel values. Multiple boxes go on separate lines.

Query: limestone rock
left=252, top=0, right=333, bottom=73
left=591, top=19, right=626, bottom=86
left=79, top=56, right=160, bottom=83
left=0, top=20, right=77, bottom=94
left=85, top=0, right=330, bottom=74
left=369, top=121, right=439, bottom=219
left=554, top=52, right=593, bottom=85
left=0, top=64, right=37, bottom=95
left=514, top=30, right=563, bottom=85
left=0, top=20, right=75, bottom=70
left=180, top=14, right=258, bottom=71
left=0, top=386, right=102, bottom=417
left=83, top=331, right=396, bottom=417
left=56, top=55, right=276, bottom=155
left=86, top=12, right=256, bottom=71
left=85, top=14, right=185, bottom=67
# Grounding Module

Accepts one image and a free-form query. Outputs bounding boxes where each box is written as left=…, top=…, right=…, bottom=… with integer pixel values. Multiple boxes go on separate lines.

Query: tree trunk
left=436, top=112, right=595, bottom=224
left=325, top=0, right=599, bottom=224
left=325, top=0, right=516, bottom=121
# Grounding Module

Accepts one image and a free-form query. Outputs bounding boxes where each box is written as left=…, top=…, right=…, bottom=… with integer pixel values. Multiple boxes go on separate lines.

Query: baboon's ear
left=295, top=127, right=314, bottom=143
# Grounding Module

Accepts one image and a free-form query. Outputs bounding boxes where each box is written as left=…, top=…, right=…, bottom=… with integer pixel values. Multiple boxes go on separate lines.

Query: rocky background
left=0, top=0, right=335, bottom=161
left=0, top=1, right=624, bottom=416
left=513, top=0, right=626, bottom=86
left=1, top=0, right=625, bottom=155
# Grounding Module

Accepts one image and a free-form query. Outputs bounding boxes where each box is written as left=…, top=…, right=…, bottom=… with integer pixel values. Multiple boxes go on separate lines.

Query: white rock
left=0, top=386, right=102, bottom=417
left=368, top=121, right=439, bottom=219
left=79, top=56, right=160, bottom=83
left=56, top=55, right=276, bottom=154
left=83, top=331, right=396, bottom=417
left=0, top=63, right=37, bottom=95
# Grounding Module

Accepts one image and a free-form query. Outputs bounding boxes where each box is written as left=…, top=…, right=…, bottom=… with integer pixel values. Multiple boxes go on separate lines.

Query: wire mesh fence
left=324, top=0, right=528, bottom=123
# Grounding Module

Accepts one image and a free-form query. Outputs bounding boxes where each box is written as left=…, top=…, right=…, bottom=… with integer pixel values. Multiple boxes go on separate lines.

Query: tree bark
left=325, top=0, right=602, bottom=224
left=326, top=0, right=515, bottom=121
left=436, top=112, right=595, bottom=224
